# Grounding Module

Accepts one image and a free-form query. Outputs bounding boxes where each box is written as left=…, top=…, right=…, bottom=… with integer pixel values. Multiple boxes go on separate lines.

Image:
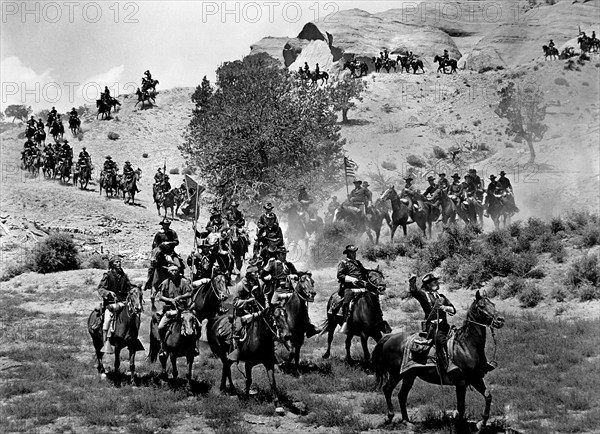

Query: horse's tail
left=372, top=333, right=393, bottom=390
left=148, top=318, right=161, bottom=363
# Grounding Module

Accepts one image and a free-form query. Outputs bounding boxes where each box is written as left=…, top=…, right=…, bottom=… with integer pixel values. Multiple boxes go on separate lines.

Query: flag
left=184, top=174, right=205, bottom=216
left=344, top=157, right=358, bottom=178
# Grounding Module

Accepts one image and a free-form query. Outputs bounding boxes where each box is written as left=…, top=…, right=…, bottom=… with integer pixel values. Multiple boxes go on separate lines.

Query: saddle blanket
left=400, top=333, right=456, bottom=379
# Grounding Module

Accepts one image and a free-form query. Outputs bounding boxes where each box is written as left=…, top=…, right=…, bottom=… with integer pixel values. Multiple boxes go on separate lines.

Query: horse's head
left=295, top=273, right=316, bottom=302
left=380, top=186, right=396, bottom=202
left=127, top=285, right=144, bottom=315
left=469, top=290, right=505, bottom=329
left=366, top=267, right=386, bottom=294
left=209, top=272, right=229, bottom=302
left=270, top=305, right=291, bottom=341
left=180, top=310, right=200, bottom=337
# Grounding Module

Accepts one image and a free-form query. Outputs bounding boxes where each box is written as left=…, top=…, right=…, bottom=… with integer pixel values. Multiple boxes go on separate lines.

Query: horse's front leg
left=455, top=384, right=467, bottom=421
left=470, top=377, right=492, bottom=431
left=360, top=336, right=370, bottom=362
left=244, top=362, right=253, bottom=398
left=129, top=349, right=136, bottom=384
left=322, top=315, right=335, bottom=359
left=382, top=371, right=402, bottom=424
left=186, top=354, right=194, bottom=384
left=265, top=363, right=284, bottom=415
left=114, top=346, right=121, bottom=374
left=345, top=333, right=354, bottom=362
left=171, top=354, right=179, bottom=379
left=159, top=351, right=169, bottom=380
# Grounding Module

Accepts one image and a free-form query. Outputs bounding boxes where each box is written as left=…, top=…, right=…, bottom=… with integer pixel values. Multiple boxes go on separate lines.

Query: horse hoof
left=384, top=414, right=394, bottom=425
left=322, top=352, right=330, bottom=359
left=275, top=407, right=285, bottom=416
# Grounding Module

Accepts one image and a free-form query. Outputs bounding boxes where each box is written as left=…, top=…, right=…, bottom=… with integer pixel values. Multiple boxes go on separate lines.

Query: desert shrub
left=580, top=224, right=600, bottom=247
left=29, top=233, right=80, bottom=273
left=565, top=254, right=600, bottom=289
left=550, top=243, right=567, bottom=263
left=381, top=160, right=397, bottom=171
left=363, top=242, right=409, bottom=262
left=565, top=210, right=598, bottom=230
left=169, top=167, right=180, bottom=175
left=478, top=66, right=494, bottom=73
left=500, top=276, right=526, bottom=299
left=181, top=166, right=194, bottom=175
left=81, top=253, right=107, bottom=269
left=552, top=285, right=568, bottom=302
left=406, top=154, right=425, bottom=168
left=142, top=153, right=149, bottom=158
left=0, top=262, right=32, bottom=281
left=550, top=217, right=565, bottom=234
left=310, top=221, right=354, bottom=269
left=554, top=77, right=568, bottom=86
left=107, top=132, right=119, bottom=140
left=578, top=281, right=600, bottom=301
left=519, top=282, right=544, bottom=308
left=473, top=119, right=482, bottom=127
left=525, top=267, right=545, bottom=279
left=508, top=221, right=522, bottom=238
left=487, top=277, right=505, bottom=298
left=432, top=146, right=447, bottom=159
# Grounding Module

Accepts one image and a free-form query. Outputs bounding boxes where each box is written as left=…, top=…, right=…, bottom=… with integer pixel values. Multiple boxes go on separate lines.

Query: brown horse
left=149, top=307, right=201, bottom=382
left=283, top=273, right=317, bottom=366
left=372, top=290, right=505, bottom=429
left=207, top=305, right=291, bottom=414
left=381, top=186, right=412, bottom=240
left=87, top=285, right=145, bottom=380
left=322, top=269, right=389, bottom=362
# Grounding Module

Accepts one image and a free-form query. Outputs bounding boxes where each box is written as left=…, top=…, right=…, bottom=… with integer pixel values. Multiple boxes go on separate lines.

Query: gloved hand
left=264, top=275, right=272, bottom=281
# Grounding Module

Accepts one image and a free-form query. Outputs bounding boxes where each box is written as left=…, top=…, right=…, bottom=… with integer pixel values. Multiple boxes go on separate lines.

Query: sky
left=1, top=1, right=414, bottom=112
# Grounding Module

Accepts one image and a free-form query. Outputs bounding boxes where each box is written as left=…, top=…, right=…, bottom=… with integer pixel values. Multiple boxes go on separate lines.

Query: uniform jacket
left=409, top=283, right=455, bottom=325
left=158, top=277, right=193, bottom=310
left=337, top=258, right=369, bottom=291
left=152, top=228, right=179, bottom=250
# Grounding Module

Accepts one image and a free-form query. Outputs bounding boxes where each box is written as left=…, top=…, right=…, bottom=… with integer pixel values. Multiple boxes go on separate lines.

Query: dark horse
left=372, top=290, right=505, bottom=430
left=149, top=305, right=201, bottom=382
left=405, top=191, right=441, bottom=238
left=224, top=225, right=248, bottom=274
left=50, top=121, right=64, bottom=143
left=135, top=88, right=156, bottom=109
left=310, top=71, right=329, bottom=85
left=397, top=55, right=425, bottom=74
left=434, top=55, right=458, bottom=74
left=42, top=153, right=55, bottom=178
left=381, top=186, right=412, bottom=240
left=123, top=169, right=142, bottom=205
left=74, top=164, right=92, bottom=190
left=96, top=99, right=111, bottom=120
left=34, top=129, right=46, bottom=146
left=99, top=170, right=119, bottom=197
left=283, top=273, right=317, bottom=366
left=154, top=187, right=176, bottom=217
left=207, top=305, right=291, bottom=414
left=87, top=285, right=145, bottom=380
left=343, top=61, right=369, bottom=77
left=432, top=188, right=458, bottom=224
left=322, top=269, right=388, bottom=362
left=56, top=158, right=71, bottom=183
left=69, top=117, right=81, bottom=135
left=487, top=193, right=512, bottom=229
left=333, top=203, right=385, bottom=245
left=542, top=45, right=559, bottom=60
left=285, top=205, right=309, bottom=250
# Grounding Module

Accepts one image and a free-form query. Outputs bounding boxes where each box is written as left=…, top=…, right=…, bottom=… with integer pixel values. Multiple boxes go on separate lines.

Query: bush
left=107, top=132, right=119, bottom=140
left=181, top=166, right=194, bottom=175
left=550, top=217, right=565, bottom=234
left=310, top=221, right=354, bottom=269
left=554, top=77, right=568, bottom=86
left=81, top=253, right=107, bottom=269
left=578, top=281, right=600, bottom=301
left=525, top=267, right=545, bottom=279
left=519, top=282, right=544, bottom=308
left=565, top=254, right=600, bottom=289
left=169, top=168, right=180, bottom=175
left=487, top=277, right=505, bottom=298
left=500, top=276, right=526, bottom=299
left=432, top=146, right=447, bottom=159
left=552, top=285, right=568, bottom=302
left=381, top=160, right=397, bottom=171
left=29, top=233, right=80, bottom=273
left=580, top=224, right=600, bottom=247
left=142, top=153, right=149, bottom=158
left=406, top=154, right=425, bottom=168
left=0, top=262, right=32, bottom=281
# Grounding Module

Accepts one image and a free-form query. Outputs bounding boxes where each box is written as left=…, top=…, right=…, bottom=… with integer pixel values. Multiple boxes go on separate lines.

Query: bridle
left=126, top=286, right=144, bottom=317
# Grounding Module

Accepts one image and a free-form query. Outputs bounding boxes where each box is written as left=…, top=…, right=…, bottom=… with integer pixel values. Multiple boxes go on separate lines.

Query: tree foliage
left=5, top=105, right=32, bottom=123
left=329, top=76, right=368, bottom=123
left=495, top=81, right=547, bottom=163
left=180, top=53, right=346, bottom=212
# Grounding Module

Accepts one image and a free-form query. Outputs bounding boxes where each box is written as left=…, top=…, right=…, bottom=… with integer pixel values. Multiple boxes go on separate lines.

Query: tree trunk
left=342, top=108, right=349, bottom=123
left=526, top=136, right=536, bottom=164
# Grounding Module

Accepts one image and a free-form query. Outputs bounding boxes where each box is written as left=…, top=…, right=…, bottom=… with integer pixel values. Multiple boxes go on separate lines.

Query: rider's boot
left=101, top=328, right=114, bottom=354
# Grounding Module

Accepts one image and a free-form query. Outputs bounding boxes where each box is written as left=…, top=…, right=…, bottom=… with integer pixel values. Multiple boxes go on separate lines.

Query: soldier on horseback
left=256, top=202, right=279, bottom=232
left=255, top=213, right=284, bottom=262
left=437, top=173, right=450, bottom=192
left=154, top=167, right=164, bottom=184
left=337, top=245, right=385, bottom=331
left=97, top=256, right=134, bottom=353
left=303, top=62, right=310, bottom=75
left=188, top=238, right=215, bottom=282
left=443, top=49, right=450, bottom=61
left=227, top=262, right=266, bottom=361
left=497, top=171, right=519, bottom=214
left=423, top=176, right=438, bottom=202
left=298, top=186, right=314, bottom=221
left=347, top=180, right=368, bottom=218
left=155, top=264, right=195, bottom=355
left=483, top=175, right=499, bottom=217
left=78, top=147, right=91, bottom=165
left=548, top=39, right=555, bottom=49
left=21, top=138, right=34, bottom=161
left=362, top=181, right=374, bottom=217
left=145, top=218, right=181, bottom=291
left=314, top=63, right=320, bottom=75
left=225, top=201, right=250, bottom=253
left=400, top=177, right=422, bottom=211
left=36, top=118, right=45, bottom=130
left=468, top=169, right=484, bottom=201
left=59, top=140, right=73, bottom=169
left=103, top=155, right=117, bottom=175
left=205, top=207, right=229, bottom=234
left=327, top=196, right=339, bottom=218
left=123, top=161, right=140, bottom=193
left=448, top=174, right=464, bottom=205
left=409, top=273, right=457, bottom=372
left=102, top=86, right=111, bottom=102
left=26, top=115, right=36, bottom=129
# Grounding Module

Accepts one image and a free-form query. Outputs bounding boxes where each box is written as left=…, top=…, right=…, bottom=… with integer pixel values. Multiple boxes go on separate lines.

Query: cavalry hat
left=427, top=175, right=435, bottom=181
left=422, top=273, right=439, bottom=284
left=160, top=218, right=171, bottom=225
left=362, top=181, right=370, bottom=187
left=439, top=173, right=446, bottom=177
left=465, top=174, right=471, bottom=179
left=167, top=264, right=179, bottom=272
left=489, top=175, right=497, bottom=180
left=82, top=146, right=86, bottom=150
left=63, top=140, right=68, bottom=144
left=124, top=160, right=131, bottom=164
left=353, top=180, right=362, bottom=184
left=499, top=170, right=506, bottom=176
left=299, top=186, right=306, bottom=190
left=265, top=212, right=276, bottom=219
left=343, top=244, right=358, bottom=254
left=451, top=173, right=460, bottom=179
left=263, top=202, right=274, bottom=211
left=164, top=175, right=170, bottom=179
left=108, top=255, right=122, bottom=266
left=106, top=155, right=112, bottom=159
left=404, top=177, right=414, bottom=182
left=469, top=169, right=477, bottom=173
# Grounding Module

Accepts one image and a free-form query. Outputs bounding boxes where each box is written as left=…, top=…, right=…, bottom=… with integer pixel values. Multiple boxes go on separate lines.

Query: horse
left=55, top=158, right=71, bottom=183
left=343, top=61, right=369, bottom=77
left=142, top=78, right=159, bottom=93
left=108, top=97, right=121, bottom=113
left=283, top=273, right=317, bottom=367
left=383, top=59, right=398, bottom=73
left=381, top=186, right=412, bottom=240
left=461, top=197, right=484, bottom=226
left=99, top=170, right=119, bottom=197
left=88, top=285, right=145, bottom=381
left=154, top=187, right=177, bottom=217
left=123, top=169, right=141, bottom=205
left=399, top=56, right=425, bottom=74
left=26, top=154, right=42, bottom=176
left=224, top=226, right=248, bottom=274
left=96, top=99, right=111, bottom=120
left=333, top=203, right=384, bottom=245
left=147, top=248, right=186, bottom=295
left=404, top=191, right=441, bottom=238
left=432, top=189, right=458, bottom=224
left=192, top=272, right=229, bottom=323
left=75, top=164, right=92, bottom=190
left=42, top=153, right=56, bottom=178
left=34, top=129, right=46, bottom=147
left=207, top=304, right=291, bottom=414
left=542, top=45, right=559, bottom=60
left=310, top=71, right=329, bottom=85
left=149, top=305, right=201, bottom=382
left=135, top=89, right=156, bottom=109
left=50, top=122, right=64, bottom=143
left=487, top=193, right=512, bottom=229
left=433, top=55, right=458, bottom=73
left=305, top=213, right=324, bottom=238
left=69, top=117, right=81, bottom=135
left=322, top=268, right=389, bottom=362
left=25, top=124, right=36, bottom=139
left=578, top=36, right=592, bottom=53
left=372, top=290, right=505, bottom=429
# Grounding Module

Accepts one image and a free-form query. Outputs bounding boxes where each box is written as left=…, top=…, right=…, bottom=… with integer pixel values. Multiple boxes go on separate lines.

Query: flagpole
left=344, top=157, right=350, bottom=196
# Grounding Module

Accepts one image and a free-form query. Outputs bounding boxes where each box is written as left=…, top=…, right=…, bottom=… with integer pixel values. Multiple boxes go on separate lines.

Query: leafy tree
left=180, top=53, right=345, bottom=211
left=495, top=81, right=547, bottom=163
left=36, top=109, right=50, bottom=122
left=5, top=105, right=32, bottom=123
left=329, top=76, right=367, bottom=123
